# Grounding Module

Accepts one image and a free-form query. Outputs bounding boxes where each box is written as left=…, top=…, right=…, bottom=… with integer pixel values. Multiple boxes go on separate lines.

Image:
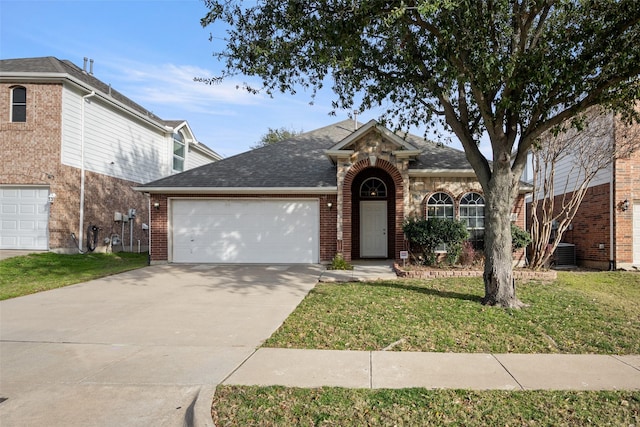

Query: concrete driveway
left=0, top=264, right=321, bottom=426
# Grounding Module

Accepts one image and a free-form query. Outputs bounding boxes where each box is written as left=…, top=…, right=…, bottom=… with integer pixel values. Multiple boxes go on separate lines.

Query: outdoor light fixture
left=327, top=201, right=333, bottom=209
left=622, top=199, right=630, bottom=211
left=153, top=202, right=160, bottom=210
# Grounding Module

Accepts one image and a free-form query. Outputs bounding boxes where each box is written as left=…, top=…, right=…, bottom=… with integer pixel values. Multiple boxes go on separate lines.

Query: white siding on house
left=528, top=113, right=615, bottom=199
left=186, top=147, right=215, bottom=169
left=61, top=85, right=171, bottom=184
left=550, top=154, right=612, bottom=197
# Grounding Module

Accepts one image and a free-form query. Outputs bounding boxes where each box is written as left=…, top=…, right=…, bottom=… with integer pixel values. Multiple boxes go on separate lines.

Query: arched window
left=11, top=86, right=26, bottom=122
left=426, top=192, right=454, bottom=220
left=360, top=177, right=387, bottom=198
left=460, top=192, right=485, bottom=249
left=426, top=192, right=454, bottom=252
left=173, top=131, right=185, bottom=172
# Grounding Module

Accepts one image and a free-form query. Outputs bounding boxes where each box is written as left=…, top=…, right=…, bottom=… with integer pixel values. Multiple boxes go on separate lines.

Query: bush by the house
left=403, top=218, right=469, bottom=266
left=511, top=224, right=532, bottom=252
left=328, top=253, right=353, bottom=270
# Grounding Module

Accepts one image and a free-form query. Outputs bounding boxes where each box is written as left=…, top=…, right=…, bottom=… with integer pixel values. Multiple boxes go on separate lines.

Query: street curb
left=190, top=384, right=216, bottom=427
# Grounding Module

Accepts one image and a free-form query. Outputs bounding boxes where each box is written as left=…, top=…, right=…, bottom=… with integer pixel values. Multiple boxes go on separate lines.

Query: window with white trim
left=460, top=192, right=485, bottom=249
left=426, top=192, right=455, bottom=252
left=426, top=192, right=454, bottom=220
left=173, top=131, right=185, bottom=172
left=11, top=86, right=26, bottom=122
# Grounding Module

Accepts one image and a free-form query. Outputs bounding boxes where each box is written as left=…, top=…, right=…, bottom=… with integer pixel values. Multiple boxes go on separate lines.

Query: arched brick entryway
left=341, top=158, right=404, bottom=261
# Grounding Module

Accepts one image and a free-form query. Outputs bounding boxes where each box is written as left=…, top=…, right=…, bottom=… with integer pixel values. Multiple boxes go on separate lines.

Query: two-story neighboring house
left=524, top=112, right=640, bottom=270
left=0, top=56, right=221, bottom=253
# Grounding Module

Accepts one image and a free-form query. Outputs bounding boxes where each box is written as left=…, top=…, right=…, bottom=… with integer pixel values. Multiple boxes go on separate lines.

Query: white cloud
left=100, top=59, right=269, bottom=113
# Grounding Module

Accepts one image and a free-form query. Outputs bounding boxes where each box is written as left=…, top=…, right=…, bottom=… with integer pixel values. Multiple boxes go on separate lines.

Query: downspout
left=79, top=91, right=96, bottom=253
left=609, top=117, right=616, bottom=271
left=147, top=194, right=152, bottom=265
left=609, top=165, right=615, bottom=270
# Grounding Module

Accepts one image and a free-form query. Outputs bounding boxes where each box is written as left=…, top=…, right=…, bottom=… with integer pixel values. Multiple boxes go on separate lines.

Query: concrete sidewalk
left=223, top=348, right=640, bottom=391
left=319, top=260, right=398, bottom=282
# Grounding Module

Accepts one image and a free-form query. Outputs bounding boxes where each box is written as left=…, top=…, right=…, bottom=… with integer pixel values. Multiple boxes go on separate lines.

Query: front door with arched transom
left=352, top=171, right=395, bottom=258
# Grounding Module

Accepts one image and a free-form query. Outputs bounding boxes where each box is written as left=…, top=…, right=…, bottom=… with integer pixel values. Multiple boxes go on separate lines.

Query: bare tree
left=528, top=108, right=640, bottom=270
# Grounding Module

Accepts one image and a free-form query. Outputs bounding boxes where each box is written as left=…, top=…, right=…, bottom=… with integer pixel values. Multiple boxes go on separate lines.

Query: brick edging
left=393, top=264, right=557, bottom=282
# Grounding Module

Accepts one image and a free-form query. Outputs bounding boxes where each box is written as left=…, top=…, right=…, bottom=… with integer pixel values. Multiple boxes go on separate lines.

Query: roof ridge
left=47, top=56, right=68, bottom=73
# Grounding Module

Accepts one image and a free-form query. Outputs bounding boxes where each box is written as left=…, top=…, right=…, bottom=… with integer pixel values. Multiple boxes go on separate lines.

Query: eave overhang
left=133, top=186, right=338, bottom=195
left=408, top=169, right=478, bottom=177
left=408, top=169, right=533, bottom=194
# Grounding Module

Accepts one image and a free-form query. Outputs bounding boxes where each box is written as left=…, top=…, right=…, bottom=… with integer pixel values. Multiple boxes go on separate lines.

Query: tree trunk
left=482, top=164, right=526, bottom=308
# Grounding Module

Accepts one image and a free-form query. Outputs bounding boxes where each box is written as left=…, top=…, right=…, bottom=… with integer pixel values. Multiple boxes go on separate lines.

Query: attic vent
left=83, top=57, right=94, bottom=75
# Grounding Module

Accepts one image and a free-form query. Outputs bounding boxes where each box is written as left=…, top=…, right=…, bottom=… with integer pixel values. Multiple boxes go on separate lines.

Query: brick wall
left=526, top=117, right=640, bottom=269
left=1, top=82, right=149, bottom=253
left=534, top=183, right=611, bottom=269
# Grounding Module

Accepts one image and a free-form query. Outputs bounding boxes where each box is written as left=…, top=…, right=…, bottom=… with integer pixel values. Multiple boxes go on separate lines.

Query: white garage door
left=171, top=199, right=319, bottom=263
left=0, top=187, right=49, bottom=250
left=634, top=201, right=640, bottom=265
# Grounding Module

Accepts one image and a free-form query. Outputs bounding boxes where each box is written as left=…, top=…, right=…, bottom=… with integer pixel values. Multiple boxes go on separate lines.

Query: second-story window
left=173, top=131, right=185, bottom=172
left=11, top=86, right=27, bottom=122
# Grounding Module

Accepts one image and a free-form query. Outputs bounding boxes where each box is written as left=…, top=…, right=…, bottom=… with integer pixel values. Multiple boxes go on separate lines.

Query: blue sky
left=1, top=0, right=487, bottom=158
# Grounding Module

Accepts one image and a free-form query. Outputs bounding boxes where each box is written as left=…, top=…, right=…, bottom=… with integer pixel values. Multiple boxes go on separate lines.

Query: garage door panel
left=171, top=199, right=319, bottom=263
left=633, top=202, right=640, bottom=265
left=0, top=187, right=49, bottom=250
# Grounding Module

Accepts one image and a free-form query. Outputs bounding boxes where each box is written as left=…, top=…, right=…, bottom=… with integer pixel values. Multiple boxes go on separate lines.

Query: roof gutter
left=133, top=186, right=338, bottom=195
left=408, top=169, right=477, bottom=177
left=408, top=169, right=533, bottom=194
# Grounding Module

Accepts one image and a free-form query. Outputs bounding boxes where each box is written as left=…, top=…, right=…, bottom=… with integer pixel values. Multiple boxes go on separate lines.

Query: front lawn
left=264, top=271, right=640, bottom=354
left=0, top=252, right=149, bottom=300
left=215, top=272, right=640, bottom=425
left=213, top=387, right=640, bottom=426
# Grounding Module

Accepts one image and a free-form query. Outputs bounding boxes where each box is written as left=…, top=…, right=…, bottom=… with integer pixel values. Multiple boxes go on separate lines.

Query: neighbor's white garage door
left=0, top=186, right=49, bottom=250
left=634, top=202, right=640, bottom=265
left=171, top=199, right=319, bottom=263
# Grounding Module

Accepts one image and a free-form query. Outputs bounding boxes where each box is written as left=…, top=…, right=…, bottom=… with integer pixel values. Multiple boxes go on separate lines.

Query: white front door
left=360, top=200, right=387, bottom=258
left=633, top=201, right=640, bottom=265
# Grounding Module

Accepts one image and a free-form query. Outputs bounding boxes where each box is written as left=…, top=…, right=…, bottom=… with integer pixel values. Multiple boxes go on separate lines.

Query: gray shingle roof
left=139, top=120, right=473, bottom=189
left=404, top=134, right=475, bottom=170
left=0, top=57, right=164, bottom=122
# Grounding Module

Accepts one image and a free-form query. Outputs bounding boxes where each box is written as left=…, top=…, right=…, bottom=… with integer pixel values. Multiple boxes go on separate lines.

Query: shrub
left=458, top=240, right=477, bottom=266
left=403, top=218, right=469, bottom=266
left=511, top=224, right=532, bottom=252
left=328, top=253, right=353, bottom=270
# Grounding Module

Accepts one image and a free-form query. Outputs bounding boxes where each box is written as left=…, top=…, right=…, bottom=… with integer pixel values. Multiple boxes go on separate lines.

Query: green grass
left=264, top=271, right=640, bottom=354
left=0, top=252, right=149, bottom=300
left=213, top=386, right=640, bottom=426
